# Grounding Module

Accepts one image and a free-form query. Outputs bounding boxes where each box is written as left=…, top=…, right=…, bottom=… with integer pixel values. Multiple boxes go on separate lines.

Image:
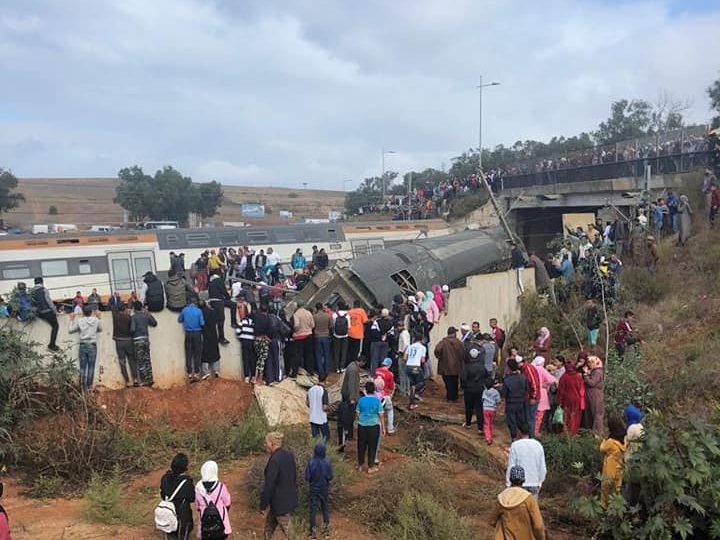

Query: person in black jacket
left=143, top=272, right=165, bottom=312
left=502, top=358, right=529, bottom=440
left=260, top=431, right=298, bottom=539
left=208, top=274, right=231, bottom=345
left=160, top=453, right=195, bottom=540
left=461, top=345, right=489, bottom=433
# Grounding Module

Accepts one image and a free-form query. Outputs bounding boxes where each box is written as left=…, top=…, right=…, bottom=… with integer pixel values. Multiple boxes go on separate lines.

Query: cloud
left=0, top=0, right=718, bottom=186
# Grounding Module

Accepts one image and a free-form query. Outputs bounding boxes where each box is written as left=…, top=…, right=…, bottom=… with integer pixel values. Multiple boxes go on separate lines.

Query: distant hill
left=5, top=178, right=345, bottom=229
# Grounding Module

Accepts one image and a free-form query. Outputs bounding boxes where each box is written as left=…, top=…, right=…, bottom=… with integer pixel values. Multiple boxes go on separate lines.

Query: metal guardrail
left=502, top=151, right=714, bottom=189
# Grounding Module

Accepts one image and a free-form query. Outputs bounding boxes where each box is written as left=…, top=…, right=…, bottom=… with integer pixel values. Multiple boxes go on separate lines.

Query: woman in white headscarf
left=194, top=461, right=232, bottom=539
left=677, top=195, right=693, bottom=246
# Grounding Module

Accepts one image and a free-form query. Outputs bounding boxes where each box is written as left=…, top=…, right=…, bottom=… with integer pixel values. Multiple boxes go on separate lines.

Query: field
left=4, top=178, right=346, bottom=228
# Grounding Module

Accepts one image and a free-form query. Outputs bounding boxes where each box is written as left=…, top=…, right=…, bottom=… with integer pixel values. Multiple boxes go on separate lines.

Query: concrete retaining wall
left=428, top=268, right=535, bottom=372
left=8, top=310, right=243, bottom=389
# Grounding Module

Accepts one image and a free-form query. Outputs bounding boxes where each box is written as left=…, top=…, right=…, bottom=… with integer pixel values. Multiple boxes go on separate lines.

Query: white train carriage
left=0, top=220, right=451, bottom=301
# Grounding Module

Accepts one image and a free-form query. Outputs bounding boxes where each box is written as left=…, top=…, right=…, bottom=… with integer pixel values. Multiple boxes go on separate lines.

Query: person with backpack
left=195, top=461, right=231, bottom=539
left=31, top=277, right=59, bottom=351
left=158, top=453, right=195, bottom=540
left=331, top=304, right=350, bottom=373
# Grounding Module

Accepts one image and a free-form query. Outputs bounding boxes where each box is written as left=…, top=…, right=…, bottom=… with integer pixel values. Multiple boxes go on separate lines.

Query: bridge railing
left=502, top=151, right=714, bottom=189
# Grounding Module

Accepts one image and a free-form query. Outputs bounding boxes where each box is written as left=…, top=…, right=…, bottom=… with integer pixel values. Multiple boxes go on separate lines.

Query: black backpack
left=200, top=485, right=225, bottom=540
left=334, top=314, right=349, bottom=336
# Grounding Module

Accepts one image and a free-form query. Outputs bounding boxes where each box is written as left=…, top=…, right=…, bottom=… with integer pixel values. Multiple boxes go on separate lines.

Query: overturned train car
left=290, top=227, right=512, bottom=312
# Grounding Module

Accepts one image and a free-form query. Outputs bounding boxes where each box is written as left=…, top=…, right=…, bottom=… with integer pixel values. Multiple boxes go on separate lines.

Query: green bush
left=382, top=492, right=475, bottom=540
left=26, top=474, right=64, bottom=499
left=619, top=267, right=663, bottom=305
left=576, top=412, right=720, bottom=540
left=287, top=192, right=299, bottom=198
left=603, top=350, right=655, bottom=418
left=509, top=292, right=585, bottom=353
left=541, top=433, right=602, bottom=496
left=82, top=467, right=145, bottom=525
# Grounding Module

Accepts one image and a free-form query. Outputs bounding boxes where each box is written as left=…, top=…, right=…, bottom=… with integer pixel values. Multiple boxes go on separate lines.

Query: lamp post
left=477, top=75, right=500, bottom=170
left=381, top=147, right=396, bottom=201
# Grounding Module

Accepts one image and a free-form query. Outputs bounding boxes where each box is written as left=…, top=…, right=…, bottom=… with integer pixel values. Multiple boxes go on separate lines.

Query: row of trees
left=346, top=81, right=720, bottom=214
left=113, top=165, right=224, bottom=225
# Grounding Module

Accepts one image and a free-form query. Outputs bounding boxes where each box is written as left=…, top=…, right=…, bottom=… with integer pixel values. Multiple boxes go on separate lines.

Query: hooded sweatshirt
left=194, top=461, right=231, bottom=537
left=304, top=443, right=334, bottom=494
left=624, top=405, right=645, bottom=459
left=489, top=486, right=545, bottom=540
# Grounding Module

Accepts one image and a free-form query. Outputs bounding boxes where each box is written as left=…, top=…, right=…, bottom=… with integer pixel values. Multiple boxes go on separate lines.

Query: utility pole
left=407, top=171, right=413, bottom=221
left=476, top=76, right=501, bottom=171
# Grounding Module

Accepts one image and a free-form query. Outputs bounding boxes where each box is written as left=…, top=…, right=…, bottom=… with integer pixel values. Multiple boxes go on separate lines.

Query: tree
left=343, top=172, right=397, bottom=215
left=0, top=169, right=25, bottom=216
left=401, top=168, right=449, bottom=193
left=48, top=205, right=58, bottom=215
left=114, top=165, right=224, bottom=225
left=594, top=99, right=652, bottom=144
left=195, top=181, right=224, bottom=218
left=708, top=75, right=720, bottom=127
left=649, top=92, right=687, bottom=134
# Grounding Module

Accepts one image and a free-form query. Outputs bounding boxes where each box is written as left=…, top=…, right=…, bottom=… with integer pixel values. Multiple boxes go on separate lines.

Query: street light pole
left=476, top=76, right=501, bottom=171
left=381, top=147, right=396, bottom=201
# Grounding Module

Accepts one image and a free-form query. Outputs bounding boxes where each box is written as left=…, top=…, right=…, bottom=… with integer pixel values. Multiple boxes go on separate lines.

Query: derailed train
left=289, top=227, right=513, bottom=311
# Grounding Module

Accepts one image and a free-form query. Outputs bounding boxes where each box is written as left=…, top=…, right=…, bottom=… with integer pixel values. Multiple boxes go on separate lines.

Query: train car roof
left=0, top=219, right=448, bottom=249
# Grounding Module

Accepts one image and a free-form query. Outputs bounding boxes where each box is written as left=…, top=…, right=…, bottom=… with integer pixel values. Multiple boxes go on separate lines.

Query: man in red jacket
left=518, top=356, right=541, bottom=438
left=374, top=358, right=396, bottom=434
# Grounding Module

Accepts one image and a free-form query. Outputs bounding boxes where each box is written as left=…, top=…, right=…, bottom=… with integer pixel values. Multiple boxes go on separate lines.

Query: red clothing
left=712, top=189, right=720, bottom=208
left=0, top=510, right=10, bottom=540
left=374, top=366, right=395, bottom=397
left=557, top=370, right=583, bottom=435
left=520, top=362, right=540, bottom=402
left=614, top=318, right=633, bottom=345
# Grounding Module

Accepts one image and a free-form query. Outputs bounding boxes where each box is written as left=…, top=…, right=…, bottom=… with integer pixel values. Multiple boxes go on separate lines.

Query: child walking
left=304, top=442, right=334, bottom=539
left=482, top=380, right=501, bottom=445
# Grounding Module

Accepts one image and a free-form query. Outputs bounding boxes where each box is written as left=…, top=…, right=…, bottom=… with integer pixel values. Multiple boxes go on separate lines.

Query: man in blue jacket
left=178, top=298, right=204, bottom=383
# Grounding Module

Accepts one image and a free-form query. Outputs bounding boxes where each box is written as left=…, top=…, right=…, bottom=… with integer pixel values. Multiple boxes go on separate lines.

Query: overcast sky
left=1, top=0, right=719, bottom=189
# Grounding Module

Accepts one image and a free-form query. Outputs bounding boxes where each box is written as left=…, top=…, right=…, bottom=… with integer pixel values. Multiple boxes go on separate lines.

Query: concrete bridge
left=496, top=151, right=714, bottom=252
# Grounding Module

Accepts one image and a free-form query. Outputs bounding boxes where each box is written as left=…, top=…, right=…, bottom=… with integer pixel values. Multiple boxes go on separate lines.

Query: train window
left=186, top=233, right=210, bottom=246
left=78, top=260, right=92, bottom=274
left=165, top=234, right=179, bottom=246
left=275, top=230, right=297, bottom=242
left=87, top=237, right=109, bottom=243
left=56, top=238, right=80, bottom=244
left=246, top=231, right=269, bottom=242
left=2, top=265, right=31, bottom=279
left=218, top=232, right=238, bottom=245
left=41, top=260, right=68, bottom=277
left=391, top=270, right=417, bottom=297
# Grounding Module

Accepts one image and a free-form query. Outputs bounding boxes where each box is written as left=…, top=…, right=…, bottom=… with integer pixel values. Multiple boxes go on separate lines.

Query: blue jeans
left=369, top=341, right=388, bottom=376
left=79, top=342, right=97, bottom=390
left=309, top=490, right=329, bottom=533
left=314, top=337, right=331, bottom=376
left=528, top=400, right=540, bottom=438
left=311, top=422, right=330, bottom=442
left=588, top=328, right=599, bottom=346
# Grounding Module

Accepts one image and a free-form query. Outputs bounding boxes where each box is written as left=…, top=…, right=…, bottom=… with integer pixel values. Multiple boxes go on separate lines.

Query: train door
left=107, top=250, right=157, bottom=294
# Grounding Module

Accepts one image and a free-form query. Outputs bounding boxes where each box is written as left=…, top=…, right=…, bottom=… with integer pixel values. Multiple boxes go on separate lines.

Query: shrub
left=619, top=267, right=663, bottom=305
left=509, top=292, right=585, bottom=353
left=287, top=192, right=299, bottom=199
left=26, top=474, right=64, bottom=499
left=82, top=467, right=145, bottom=525
left=603, top=350, right=655, bottom=418
left=541, top=433, right=602, bottom=496
left=347, top=460, right=456, bottom=533
left=382, top=492, right=475, bottom=540
left=0, top=328, right=79, bottom=461
left=48, top=205, right=58, bottom=215
left=575, top=412, right=720, bottom=540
